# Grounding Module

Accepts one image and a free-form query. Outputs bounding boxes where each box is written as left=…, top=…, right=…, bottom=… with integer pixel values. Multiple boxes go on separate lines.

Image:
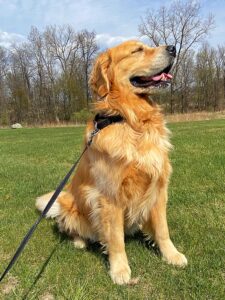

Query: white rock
left=11, top=123, right=22, bottom=129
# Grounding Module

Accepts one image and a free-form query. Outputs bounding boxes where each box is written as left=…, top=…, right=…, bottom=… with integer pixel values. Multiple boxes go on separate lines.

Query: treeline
left=0, top=1, right=225, bottom=125
left=0, top=26, right=98, bottom=125
left=157, top=43, right=225, bottom=113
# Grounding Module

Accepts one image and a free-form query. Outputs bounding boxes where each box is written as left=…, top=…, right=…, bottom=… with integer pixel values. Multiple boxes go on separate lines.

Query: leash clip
left=87, top=121, right=100, bottom=146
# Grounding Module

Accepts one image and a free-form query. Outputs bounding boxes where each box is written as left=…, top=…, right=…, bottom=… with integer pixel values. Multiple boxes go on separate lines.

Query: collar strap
left=87, top=113, right=124, bottom=146
left=94, top=113, right=124, bottom=130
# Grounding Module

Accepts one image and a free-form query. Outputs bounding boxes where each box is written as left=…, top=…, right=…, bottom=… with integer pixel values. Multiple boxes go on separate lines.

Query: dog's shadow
left=55, top=225, right=160, bottom=270
left=77, top=229, right=160, bottom=265
left=22, top=225, right=159, bottom=299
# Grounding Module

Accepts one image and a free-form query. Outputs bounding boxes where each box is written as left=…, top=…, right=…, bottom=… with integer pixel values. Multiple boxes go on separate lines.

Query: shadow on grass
left=22, top=224, right=160, bottom=299
left=77, top=231, right=160, bottom=271
left=126, top=231, right=161, bottom=256
left=22, top=227, right=68, bottom=300
left=82, top=230, right=160, bottom=269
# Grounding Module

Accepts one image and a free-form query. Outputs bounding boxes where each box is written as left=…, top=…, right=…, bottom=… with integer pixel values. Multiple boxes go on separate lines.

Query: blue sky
left=0, top=0, right=224, bottom=48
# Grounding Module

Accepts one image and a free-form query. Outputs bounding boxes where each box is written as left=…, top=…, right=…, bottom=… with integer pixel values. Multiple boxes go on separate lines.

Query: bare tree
left=218, top=46, right=225, bottom=102
left=0, top=47, right=9, bottom=124
left=77, top=30, right=99, bottom=106
left=45, top=25, right=78, bottom=74
left=28, top=26, right=59, bottom=121
left=176, top=49, right=195, bottom=112
left=139, top=0, right=214, bottom=113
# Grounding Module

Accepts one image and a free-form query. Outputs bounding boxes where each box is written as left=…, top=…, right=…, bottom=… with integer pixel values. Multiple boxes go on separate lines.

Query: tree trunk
left=170, top=84, right=174, bottom=114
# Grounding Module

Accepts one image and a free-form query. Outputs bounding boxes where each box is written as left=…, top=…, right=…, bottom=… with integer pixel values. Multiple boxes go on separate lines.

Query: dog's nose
left=166, top=45, right=176, bottom=57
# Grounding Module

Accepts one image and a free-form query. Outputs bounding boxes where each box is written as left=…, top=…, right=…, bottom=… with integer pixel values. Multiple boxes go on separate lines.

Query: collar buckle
left=87, top=122, right=100, bottom=146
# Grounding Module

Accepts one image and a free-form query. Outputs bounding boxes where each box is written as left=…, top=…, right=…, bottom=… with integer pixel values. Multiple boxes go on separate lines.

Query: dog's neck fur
left=94, top=89, right=165, bottom=133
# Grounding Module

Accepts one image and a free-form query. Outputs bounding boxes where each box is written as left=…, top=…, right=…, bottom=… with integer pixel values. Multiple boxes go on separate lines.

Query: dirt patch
left=0, top=251, right=11, bottom=261
left=0, top=275, right=18, bottom=295
left=39, top=292, right=55, bottom=300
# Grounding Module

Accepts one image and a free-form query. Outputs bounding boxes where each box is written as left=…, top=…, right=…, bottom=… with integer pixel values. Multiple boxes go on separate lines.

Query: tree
left=139, top=0, right=214, bottom=113
left=176, top=49, right=195, bottom=113
left=218, top=46, right=225, bottom=102
left=0, top=47, right=9, bottom=124
left=195, top=43, right=215, bottom=110
left=77, top=30, right=99, bottom=106
left=28, top=26, right=58, bottom=122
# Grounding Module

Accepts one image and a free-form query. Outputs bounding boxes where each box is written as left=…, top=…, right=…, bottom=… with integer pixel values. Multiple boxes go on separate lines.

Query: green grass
left=0, top=120, right=225, bottom=299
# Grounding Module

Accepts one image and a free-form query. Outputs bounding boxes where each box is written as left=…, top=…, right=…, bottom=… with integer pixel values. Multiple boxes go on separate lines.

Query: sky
left=0, top=0, right=225, bottom=48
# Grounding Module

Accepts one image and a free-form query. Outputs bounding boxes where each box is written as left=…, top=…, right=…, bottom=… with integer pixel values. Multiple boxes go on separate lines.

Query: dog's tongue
left=151, top=73, right=173, bottom=81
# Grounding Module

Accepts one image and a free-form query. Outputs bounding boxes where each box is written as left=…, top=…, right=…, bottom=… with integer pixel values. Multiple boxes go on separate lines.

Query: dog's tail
left=36, top=191, right=85, bottom=237
left=35, top=191, right=67, bottom=218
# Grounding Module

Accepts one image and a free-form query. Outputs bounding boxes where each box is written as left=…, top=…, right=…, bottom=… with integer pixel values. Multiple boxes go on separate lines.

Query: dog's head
left=89, top=40, right=176, bottom=97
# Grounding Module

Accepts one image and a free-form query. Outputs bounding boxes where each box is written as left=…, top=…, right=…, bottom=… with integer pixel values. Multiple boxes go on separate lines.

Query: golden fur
left=36, top=40, right=187, bottom=285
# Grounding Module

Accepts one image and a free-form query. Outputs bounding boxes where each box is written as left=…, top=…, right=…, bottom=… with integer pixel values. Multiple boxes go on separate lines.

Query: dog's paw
left=163, top=251, right=188, bottom=267
left=109, top=264, right=131, bottom=285
left=73, top=236, right=87, bottom=249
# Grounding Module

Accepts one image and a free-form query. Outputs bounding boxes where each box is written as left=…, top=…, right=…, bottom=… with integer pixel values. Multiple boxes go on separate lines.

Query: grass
left=0, top=120, right=224, bottom=299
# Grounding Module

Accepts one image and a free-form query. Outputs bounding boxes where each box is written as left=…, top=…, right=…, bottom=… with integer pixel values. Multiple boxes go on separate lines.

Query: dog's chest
left=94, top=123, right=171, bottom=174
left=89, top=123, right=171, bottom=200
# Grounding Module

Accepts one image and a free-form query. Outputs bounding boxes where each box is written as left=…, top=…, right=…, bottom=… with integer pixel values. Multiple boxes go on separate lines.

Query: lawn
left=0, top=120, right=225, bottom=300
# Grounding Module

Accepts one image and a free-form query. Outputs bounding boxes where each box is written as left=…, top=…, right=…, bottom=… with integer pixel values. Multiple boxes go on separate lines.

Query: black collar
left=94, top=113, right=124, bottom=130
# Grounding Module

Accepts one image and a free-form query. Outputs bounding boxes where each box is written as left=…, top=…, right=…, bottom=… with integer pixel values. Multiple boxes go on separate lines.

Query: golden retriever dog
left=36, top=40, right=187, bottom=285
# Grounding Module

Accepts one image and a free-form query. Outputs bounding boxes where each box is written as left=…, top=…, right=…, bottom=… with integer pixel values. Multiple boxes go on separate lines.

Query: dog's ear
left=89, top=51, right=111, bottom=98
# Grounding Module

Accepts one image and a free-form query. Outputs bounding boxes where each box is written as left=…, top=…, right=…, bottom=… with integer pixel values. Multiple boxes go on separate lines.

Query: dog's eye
left=131, top=46, right=144, bottom=54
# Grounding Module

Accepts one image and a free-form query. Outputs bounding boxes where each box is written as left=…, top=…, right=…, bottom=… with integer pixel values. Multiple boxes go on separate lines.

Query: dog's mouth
left=130, top=64, right=173, bottom=88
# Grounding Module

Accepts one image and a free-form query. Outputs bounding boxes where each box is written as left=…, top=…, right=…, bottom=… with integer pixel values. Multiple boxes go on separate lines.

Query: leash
left=0, top=113, right=123, bottom=283
left=0, top=147, right=87, bottom=284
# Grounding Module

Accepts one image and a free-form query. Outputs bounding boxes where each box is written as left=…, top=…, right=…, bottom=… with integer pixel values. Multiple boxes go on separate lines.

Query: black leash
left=0, top=113, right=123, bottom=283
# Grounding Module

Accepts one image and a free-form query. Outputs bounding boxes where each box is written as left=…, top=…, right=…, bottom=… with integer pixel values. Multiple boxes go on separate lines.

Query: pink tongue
left=151, top=73, right=173, bottom=81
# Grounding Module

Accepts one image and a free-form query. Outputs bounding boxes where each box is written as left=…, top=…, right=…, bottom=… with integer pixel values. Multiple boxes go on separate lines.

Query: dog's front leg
left=98, top=198, right=131, bottom=285
left=143, top=185, right=188, bottom=267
